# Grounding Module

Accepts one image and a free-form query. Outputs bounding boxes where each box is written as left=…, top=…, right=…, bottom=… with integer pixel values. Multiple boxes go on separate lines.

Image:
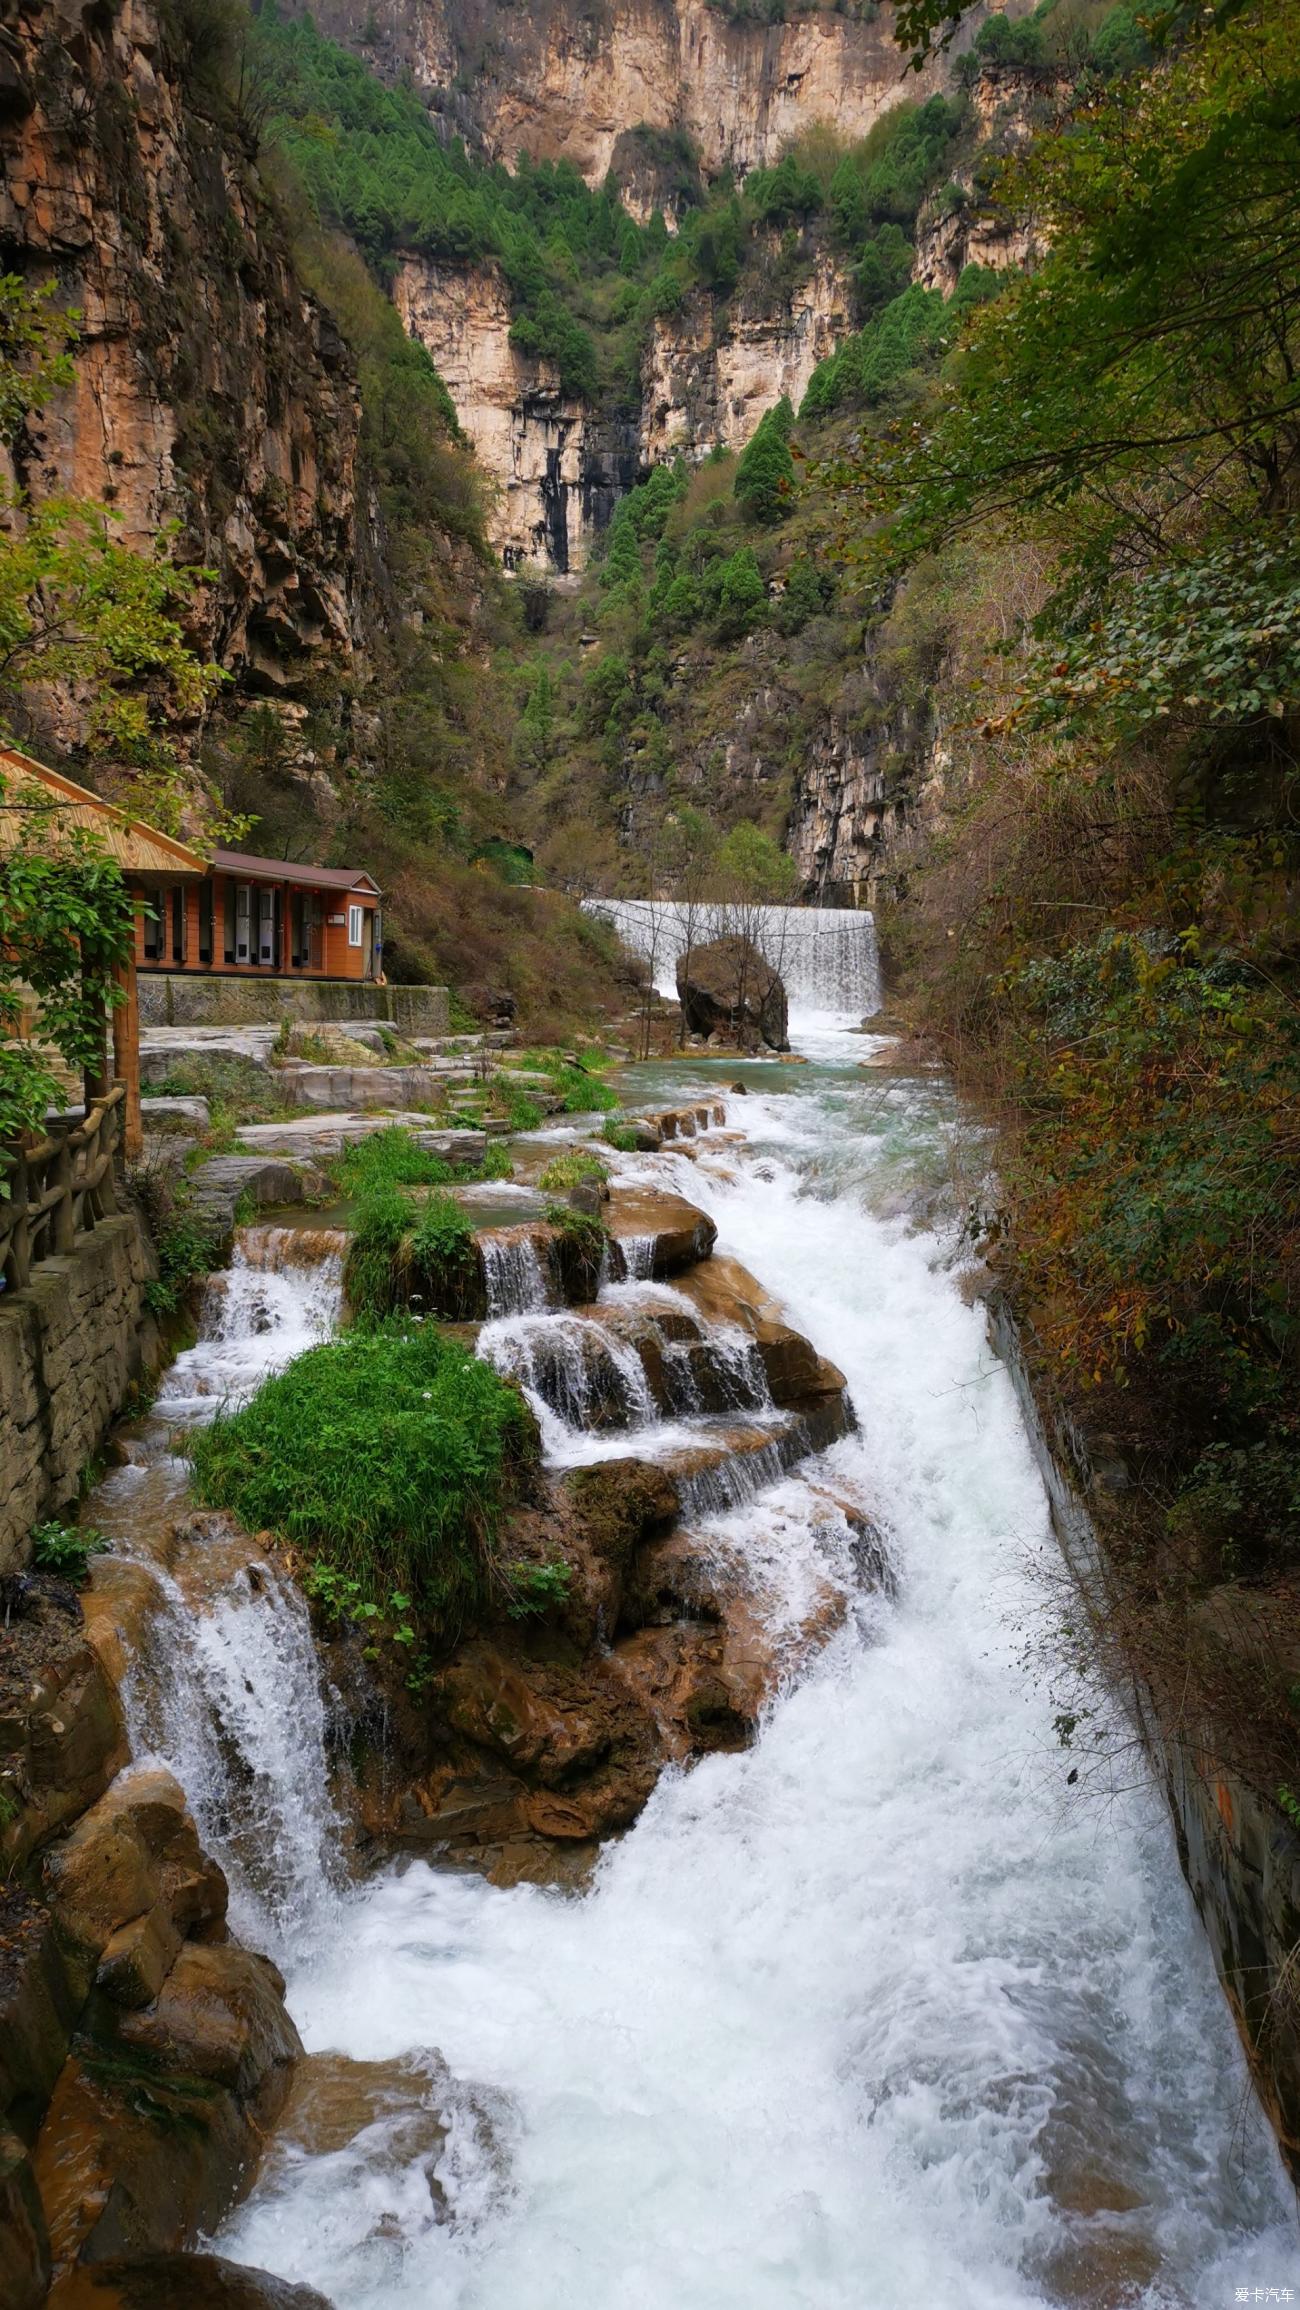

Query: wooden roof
left=212, top=847, right=382, bottom=896
left=0, top=747, right=206, bottom=881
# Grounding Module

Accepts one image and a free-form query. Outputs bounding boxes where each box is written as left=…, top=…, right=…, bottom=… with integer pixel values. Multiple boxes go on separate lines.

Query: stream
left=96, top=1008, right=1296, bottom=2307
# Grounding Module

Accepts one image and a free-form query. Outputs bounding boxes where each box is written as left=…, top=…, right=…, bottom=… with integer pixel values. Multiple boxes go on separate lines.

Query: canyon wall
left=0, top=0, right=364, bottom=711
left=395, top=245, right=852, bottom=571
left=393, top=258, right=639, bottom=573
left=295, top=0, right=982, bottom=190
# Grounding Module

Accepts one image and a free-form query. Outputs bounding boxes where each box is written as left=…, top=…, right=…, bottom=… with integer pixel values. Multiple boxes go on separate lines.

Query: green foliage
left=336, top=1128, right=464, bottom=1194
left=735, top=397, right=796, bottom=524
left=144, top=1199, right=221, bottom=1317
left=602, top=1119, right=640, bottom=1153
left=1021, top=533, right=1300, bottom=740
left=188, top=1319, right=534, bottom=1619
left=543, top=1199, right=610, bottom=1270
left=30, top=1520, right=109, bottom=1584
left=538, top=1148, right=609, bottom=1192
left=343, top=1184, right=410, bottom=1322
left=802, top=282, right=949, bottom=415
left=505, top=1558, right=573, bottom=1619
left=0, top=773, right=135, bottom=1143
left=501, top=1083, right=544, bottom=1131
left=717, top=819, right=799, bottom=901
left=0, top=275, right=77, bottom=442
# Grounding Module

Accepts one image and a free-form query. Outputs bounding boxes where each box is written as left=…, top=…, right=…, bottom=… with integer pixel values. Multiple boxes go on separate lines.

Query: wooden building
left=1, top=750, right=384, bottom=1159
left=136, top=848, right=383, bottom=985
left=0, top=748, right=207, bottom=1159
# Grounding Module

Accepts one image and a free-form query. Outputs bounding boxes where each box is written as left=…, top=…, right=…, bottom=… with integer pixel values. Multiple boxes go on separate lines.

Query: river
left=113, top=1009, right=1296, bottom=2307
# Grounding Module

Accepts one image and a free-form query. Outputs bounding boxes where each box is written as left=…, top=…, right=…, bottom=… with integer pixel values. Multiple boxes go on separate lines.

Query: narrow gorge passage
left=104, top=1021, right=1291, bottom=2309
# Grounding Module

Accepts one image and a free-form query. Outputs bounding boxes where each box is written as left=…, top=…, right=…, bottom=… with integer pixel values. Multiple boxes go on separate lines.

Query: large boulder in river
left=676, top=937, right=788, bottom=1051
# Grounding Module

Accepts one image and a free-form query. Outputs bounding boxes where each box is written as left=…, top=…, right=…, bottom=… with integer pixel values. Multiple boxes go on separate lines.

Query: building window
left=198, top=881, right=213, bottom=966
left=347, top=902, right=364, bottom=948
left=224, top=880, right=237, bottom=965
left=235, top=884, right=251, bottom=964
left=142, top=897, right=163, bottom=963
left=171, top=886, right=186, bottom=966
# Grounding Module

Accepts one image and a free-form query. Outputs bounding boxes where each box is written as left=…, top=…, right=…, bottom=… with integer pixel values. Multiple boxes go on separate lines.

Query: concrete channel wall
left=988, top=1294, right=1300, bottom=2181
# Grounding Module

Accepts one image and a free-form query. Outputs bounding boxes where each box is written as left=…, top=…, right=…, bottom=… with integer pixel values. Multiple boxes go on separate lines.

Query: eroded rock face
left=0, top=0, right=361, bottom=734
left=393, top=258, right=638, bottom=574
left=309, top=0, right=966, bottom=185
left=0, top=1590, right=303, bottom=2299
left=676, top=936, right=789, bottom=1051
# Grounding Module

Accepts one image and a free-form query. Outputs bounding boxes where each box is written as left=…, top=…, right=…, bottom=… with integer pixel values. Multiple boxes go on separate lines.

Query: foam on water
left=218, top=1030, right=1295, bottom=2308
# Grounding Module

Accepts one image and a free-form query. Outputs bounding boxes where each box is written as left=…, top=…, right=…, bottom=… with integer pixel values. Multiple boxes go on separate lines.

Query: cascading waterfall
left=127, top=1558, right=343, bottom=1963
left=480, top=1229, right=552, bottom=1316
left=119, top=1222, right=347, bottom=1954
left=583, top=896, right=881, bottom=1022
left=216, top=1026, right=1297, bottom=2309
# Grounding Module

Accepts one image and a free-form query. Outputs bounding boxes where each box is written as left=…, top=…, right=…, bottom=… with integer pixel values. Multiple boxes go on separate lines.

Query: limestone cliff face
left=0, top=0, right=362, bottom=710
left=913, top=67, right=1045, bottom=292
left=301, top=0, right=975, bottom=190
left=393, top=257, right=638, bottom=573
left=396, top=243, right=851, bottom=571
left=641, top=250, right=850, bottom=465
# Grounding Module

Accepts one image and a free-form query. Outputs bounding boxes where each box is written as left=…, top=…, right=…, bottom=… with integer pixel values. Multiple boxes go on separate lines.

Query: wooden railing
left=0, top=1084, right=126, bottom=1293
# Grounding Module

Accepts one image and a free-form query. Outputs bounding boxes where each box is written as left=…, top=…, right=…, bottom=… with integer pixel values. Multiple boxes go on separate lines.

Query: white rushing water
left=212, top=1031, right=1295, bottom=2309
left=584, top=896, right=881, bottom=1025
left=114, top=1224, right=347, bottom=1965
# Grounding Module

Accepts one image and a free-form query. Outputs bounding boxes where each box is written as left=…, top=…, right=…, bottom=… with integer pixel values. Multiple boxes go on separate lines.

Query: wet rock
left=42, top=1768, right=228, bottom=1980
left=673, top=1255, right=850, bottom=1409
left=0, top=2126, right=49, bottom=2310
left=676, top=937, right=789, bottom=1052
left=34, top=1944, right=301, bottom=2270
left=0, top=1609, right=129, bottom=1875
left=47, top=2251, right=335, bottom=2308
left=606, top=1188, right=717, bottom=1278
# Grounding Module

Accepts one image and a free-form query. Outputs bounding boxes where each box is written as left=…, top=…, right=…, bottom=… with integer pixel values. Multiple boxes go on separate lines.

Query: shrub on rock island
left=188, top=1321, right=537, bottom=1624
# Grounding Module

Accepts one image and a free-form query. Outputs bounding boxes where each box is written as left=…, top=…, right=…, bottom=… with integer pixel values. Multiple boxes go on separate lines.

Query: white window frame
left=347, top=902, right=364, bottom=949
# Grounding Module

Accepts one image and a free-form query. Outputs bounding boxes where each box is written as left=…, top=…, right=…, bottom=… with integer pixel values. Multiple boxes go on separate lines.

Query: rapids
left=188, top=1026, right=1295, bottom=2308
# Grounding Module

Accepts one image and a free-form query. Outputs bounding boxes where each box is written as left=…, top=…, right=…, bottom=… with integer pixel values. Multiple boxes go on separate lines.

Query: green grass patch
left=332, top=1125, right=506, bottom=1197
left=188, top=1319, right=535, bottom=1620
left=538, top=1148, right=609, bottom=1193
left=602, top=1119, right=640, bottom=1153
left=500, top=1084, right=543, bottom=1131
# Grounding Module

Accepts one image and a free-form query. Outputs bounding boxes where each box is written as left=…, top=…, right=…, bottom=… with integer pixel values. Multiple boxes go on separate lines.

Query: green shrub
left=547, top=1064, right=619, bottom=1114
left=602, top=1120, right=639, bottom=1153
left=144, top=1197, right=220, bottom=1316
left=501, top=1084, right=543, bottom=1130
left=506, top=1558, right=573, bottom=1619
left=405, top=1190, right=482, bottom=1319
left=343, top=1186, right=411, bottom=1323
left=188, top=1320, right=535, bottom=1619
left=30, top=1521, right=109, bottom=1584
left=538, top=1148, right=609, bottom=1192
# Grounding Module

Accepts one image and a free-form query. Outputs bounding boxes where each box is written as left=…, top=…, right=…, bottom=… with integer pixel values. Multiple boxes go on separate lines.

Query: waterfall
left=127, top=1559, right=343, bottom=1964
left=480, top=1229, right=552, bottom=1317
left=583, top=897, right=881, bottom=1022
left=157, top=1224, right=345, bottom=1423
left=123, top=1220, right=348, bottom=1960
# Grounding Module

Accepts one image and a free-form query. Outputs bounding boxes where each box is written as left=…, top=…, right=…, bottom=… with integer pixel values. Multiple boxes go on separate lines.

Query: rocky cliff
left=296, top=0, right=975, bottom=190
left=0, top=0, right=364, bottom=715
left=395, top=243, right=852, bottom=572
left=393, top=257, right=639, bottom=574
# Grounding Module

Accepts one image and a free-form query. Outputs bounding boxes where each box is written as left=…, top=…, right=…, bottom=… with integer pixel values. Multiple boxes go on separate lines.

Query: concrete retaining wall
left=137, top=977, right=450, bottom=1034
left=0, top=1215, right=157, bottom=1572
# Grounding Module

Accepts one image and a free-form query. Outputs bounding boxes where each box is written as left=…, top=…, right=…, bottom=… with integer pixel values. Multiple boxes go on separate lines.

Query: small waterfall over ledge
left=120, top=1222, right=348, bottom=1959
left=583, top=897, right=881, bottom=1021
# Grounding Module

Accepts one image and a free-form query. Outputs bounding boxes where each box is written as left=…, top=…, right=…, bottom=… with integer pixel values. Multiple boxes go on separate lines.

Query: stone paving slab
left=235, top=1114, right=489, bottom=1163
